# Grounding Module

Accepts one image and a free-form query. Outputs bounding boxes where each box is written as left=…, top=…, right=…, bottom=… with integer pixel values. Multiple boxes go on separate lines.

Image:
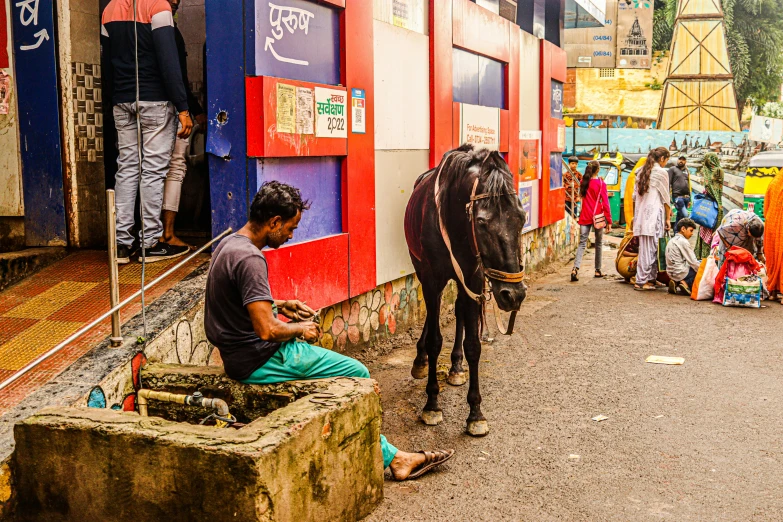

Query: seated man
left=204, top=181, right=453, bottom=481
left=666, top=218, right=701, bottom=295
left=715, top=209, right=766, bottom=267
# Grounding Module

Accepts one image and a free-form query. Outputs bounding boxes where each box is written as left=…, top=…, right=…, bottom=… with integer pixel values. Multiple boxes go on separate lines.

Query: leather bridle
left=434, top=153, right=526, bottom=335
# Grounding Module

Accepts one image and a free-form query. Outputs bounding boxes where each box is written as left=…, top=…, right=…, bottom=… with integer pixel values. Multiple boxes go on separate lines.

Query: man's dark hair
left=676, top=218, right=697, bottom=233
left=568, top=156, right=579, bottom=164
left=749, top=218, right=764, bottom=238
left=678, top=156, right=687, bottom=160
left=249, top=181, right=310, bottom=225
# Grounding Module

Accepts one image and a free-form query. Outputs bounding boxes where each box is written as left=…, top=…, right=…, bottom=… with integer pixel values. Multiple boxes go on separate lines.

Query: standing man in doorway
left=102, top=0, right=193, bottom=264
left=564, top=156, right=582, bottom=216
left=159, top=0, right=208, bottom=248
left=668, top=156, right=692, bottom=224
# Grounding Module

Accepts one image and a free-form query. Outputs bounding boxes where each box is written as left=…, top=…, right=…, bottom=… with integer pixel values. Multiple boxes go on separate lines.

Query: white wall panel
left=0, top=0, right=23, bottom=216
left=373, top=20, right=430, bottom=150
left=375, top=149, right=430, bottom=285
left=519, top=29, right=541, bottom=132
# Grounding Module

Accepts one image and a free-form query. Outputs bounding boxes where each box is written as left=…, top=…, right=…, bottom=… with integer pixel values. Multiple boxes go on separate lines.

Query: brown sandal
left=395, top=449, right=455, bottom=481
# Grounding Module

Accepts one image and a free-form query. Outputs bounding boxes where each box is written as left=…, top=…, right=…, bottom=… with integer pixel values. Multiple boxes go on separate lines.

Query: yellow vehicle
left=744, top=151, right=783, bottom=221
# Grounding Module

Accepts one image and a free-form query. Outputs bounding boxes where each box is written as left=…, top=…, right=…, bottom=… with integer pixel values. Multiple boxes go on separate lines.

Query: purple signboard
left=549, top=152, right=563, bottom=190
left=254, top=0, right=340, bottom=85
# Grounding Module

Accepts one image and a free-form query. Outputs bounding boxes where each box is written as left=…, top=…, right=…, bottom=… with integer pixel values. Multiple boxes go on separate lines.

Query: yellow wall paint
left=570, top=53, right=669, bottom=120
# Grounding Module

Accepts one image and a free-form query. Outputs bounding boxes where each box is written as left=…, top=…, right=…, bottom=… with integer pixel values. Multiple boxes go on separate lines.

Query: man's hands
left=178, top=111, right=193, bottom=139
left=279, top=300, right=316, bottom=321
left=299, top=321, right=322, bottom=343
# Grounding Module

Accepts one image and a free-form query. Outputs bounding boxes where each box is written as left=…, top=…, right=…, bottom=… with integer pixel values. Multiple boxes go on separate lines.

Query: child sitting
left=666, top=218, right=701, bottom=295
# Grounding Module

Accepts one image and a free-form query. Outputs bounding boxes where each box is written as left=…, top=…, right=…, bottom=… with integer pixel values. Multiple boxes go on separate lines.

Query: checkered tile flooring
left=0, top=251, right=207, bottom=413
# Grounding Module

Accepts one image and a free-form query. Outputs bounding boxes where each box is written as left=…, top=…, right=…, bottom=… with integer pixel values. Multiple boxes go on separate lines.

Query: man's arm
left=247, top=301, right=320, bottom=343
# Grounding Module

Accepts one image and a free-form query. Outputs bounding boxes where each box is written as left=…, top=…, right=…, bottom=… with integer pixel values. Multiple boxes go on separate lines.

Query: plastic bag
left=722, top=275, right=762, bottom=308
left=692, top=255, right=718, bottom=301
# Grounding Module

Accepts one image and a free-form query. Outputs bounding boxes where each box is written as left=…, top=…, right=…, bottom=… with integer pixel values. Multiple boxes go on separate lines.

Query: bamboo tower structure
left=657, top=0, right=740, bottom=131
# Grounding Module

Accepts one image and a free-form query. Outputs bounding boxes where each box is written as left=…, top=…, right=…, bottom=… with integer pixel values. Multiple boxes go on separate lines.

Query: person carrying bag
left=571, top=160, right=613, bottom=282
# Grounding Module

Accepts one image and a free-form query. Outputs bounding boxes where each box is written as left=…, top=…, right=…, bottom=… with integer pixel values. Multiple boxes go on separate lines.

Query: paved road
left=365, top=246, right=782, bottom=521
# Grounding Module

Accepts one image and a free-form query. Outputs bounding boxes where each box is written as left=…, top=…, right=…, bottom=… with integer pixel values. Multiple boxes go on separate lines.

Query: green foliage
left=760, top=102, right=783, bottom=119
left=645, top=78, right=664, bottom=90
left=653, top=0, right=783, bottom=109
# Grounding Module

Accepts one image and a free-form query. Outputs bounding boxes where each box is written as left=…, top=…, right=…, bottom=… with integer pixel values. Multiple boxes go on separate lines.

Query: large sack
left=722, top=276, right=763, bottom=308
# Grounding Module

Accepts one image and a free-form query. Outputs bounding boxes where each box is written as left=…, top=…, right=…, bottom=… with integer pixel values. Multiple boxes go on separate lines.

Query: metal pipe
left=0, top=228, right=233, bottom=392
left=137, top=389, right=232, bottom=425
left=106, top=190, right=123, bottom=347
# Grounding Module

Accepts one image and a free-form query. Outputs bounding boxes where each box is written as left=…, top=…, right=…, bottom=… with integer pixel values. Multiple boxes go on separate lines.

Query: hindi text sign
left=315, top=86, right=347, bottom=138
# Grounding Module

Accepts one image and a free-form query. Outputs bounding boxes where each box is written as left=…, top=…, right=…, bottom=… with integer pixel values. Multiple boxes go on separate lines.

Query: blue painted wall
left=254, top=157, right=342, bottom=244
left=452, top=48, right=505, bottom=109
left=11, top=0, right=66, bottom=246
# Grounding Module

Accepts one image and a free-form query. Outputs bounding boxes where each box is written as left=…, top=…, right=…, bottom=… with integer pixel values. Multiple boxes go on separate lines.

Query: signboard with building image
left=616, top=0, right=653, bottom=69
left=563, top=0, right=617, bottom=68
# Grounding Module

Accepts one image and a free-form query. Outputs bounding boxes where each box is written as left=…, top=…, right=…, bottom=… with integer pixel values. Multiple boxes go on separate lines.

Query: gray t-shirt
left=204, top=233, right=280, bottom=380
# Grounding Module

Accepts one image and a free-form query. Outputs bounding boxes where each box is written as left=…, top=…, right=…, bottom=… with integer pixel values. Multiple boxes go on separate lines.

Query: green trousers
left=241, top=340, right=399, bottom=468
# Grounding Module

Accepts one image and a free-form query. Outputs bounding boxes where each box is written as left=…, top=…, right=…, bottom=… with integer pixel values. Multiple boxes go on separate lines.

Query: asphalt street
left=364, top=244, right=783, bottom=521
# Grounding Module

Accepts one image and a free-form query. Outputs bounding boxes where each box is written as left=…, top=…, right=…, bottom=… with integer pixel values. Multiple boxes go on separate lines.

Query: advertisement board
left=460, top=103, right=500, bottom=151
left=616, top=0, right=653, bottom=69
left=749, top=115, right=783, bottom=145
left=563, top=0, right=617, bottom=68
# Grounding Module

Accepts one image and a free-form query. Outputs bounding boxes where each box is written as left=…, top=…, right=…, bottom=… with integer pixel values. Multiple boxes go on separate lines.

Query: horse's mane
left=435, top=144, right=515, bottom=208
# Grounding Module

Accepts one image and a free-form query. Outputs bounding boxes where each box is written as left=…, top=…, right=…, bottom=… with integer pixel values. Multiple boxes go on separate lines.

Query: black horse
left=404, top=145, right=527, bottom=436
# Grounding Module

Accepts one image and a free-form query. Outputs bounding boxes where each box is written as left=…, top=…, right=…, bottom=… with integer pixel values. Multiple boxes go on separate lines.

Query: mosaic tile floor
left=0, top=250, right=208, bottom=414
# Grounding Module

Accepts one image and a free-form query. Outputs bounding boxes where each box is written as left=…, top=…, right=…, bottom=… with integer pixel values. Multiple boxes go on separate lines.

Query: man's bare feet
left=389, top=451, right=426, bottom=481
left=160, top=234, right=191, bottom=248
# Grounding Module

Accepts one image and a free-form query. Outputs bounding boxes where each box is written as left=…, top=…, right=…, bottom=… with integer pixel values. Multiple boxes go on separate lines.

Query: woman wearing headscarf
left=695, top=152, right=724, bottom=259
left=764, top=168, right=783, bottom=302
left=633, top=147, right=672, bottom=291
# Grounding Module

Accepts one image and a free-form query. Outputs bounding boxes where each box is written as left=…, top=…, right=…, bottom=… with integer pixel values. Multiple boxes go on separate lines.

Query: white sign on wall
left=460, top=103, right=500, bottom=151
left=315, top=86, right=347, bottom=138
left=749, top=115, right=783, bottom=144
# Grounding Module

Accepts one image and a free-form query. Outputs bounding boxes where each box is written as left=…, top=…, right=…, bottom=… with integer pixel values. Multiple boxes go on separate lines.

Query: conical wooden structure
left=657, top=0, right=740, bottom=131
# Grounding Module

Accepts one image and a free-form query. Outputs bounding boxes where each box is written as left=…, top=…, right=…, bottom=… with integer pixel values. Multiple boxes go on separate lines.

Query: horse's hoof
left=421, top=410, right=443, bottom=426
left=447, top=372, right=467, bottom=386
left=411, top=364, right=428, bottom=380
left=466, top=420, right=489, bottom=437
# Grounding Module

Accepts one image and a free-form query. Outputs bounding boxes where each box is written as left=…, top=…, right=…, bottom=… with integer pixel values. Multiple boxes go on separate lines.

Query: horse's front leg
left=463, top=299, right=488, bottom=436
left=420, top=287, right=444, bottom=426
left=447, top=293, right=467, bottom=386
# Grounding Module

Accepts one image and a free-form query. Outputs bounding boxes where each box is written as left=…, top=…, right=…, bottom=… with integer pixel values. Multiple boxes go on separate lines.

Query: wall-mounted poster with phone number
left=315, top=87, right=347, bottom=138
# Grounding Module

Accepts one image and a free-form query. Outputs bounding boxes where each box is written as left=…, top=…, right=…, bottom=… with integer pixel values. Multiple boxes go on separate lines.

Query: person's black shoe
left=668, top=280, right=677, bottom=295
left=116, top=245, right=132, bottom=265
left=137, top=242, right=189, bottom=264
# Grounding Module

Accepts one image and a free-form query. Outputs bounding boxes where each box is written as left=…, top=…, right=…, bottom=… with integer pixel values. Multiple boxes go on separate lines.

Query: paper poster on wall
left=519, top=130, right=541, bottom=182
left=0, top=73, right=10, bottom=115
left=749, top=115, right=783, bottom=144
left=315, top=87, right=347, bottom=138
left=295, top=87, right=314, bottom=135
left=557, top=123, right=566, bottom=152
left=550, top=153, right=564, bottom=190
left=518, top=182, right=534, bottom=231
left=616, top=0, right=653, bottom=69
left=391, top=0, right=425, bottom=33
left=351, top=88, right=366, bottom=134
left=276, top=83, right=296, bottom=134
left=460, top=103, right=500, bottom=150
left=551, top=80, right=564, bottom=119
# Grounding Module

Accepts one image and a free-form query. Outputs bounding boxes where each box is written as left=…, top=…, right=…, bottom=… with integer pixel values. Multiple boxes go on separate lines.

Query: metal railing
left=0, top=204, right=232, bottom=392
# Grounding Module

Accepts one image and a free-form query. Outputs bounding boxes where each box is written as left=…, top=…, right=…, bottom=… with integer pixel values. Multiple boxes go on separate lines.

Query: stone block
left=11, top=374, right=384, bottom=521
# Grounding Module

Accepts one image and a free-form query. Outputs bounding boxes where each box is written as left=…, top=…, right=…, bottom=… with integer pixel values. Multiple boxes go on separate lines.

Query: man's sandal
left=393, top=449, right=455, bottom=481
left=594, top=270, right=605, bottom=278
left=571, top=268, right=579, bottom=282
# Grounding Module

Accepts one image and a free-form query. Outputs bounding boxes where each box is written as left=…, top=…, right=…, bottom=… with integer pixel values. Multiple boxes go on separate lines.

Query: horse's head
left=471, top=150, right=527, bottom=311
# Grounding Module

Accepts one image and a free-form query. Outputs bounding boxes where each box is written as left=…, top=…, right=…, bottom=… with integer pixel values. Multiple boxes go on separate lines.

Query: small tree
left=759, top=102, right=783, bottom=119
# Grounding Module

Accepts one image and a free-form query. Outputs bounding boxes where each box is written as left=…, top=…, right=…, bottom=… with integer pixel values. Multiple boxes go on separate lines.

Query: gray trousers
left=573, top=224, right=603, bottom=272
left=113, top=101, right=177, bottom=248
left=636, top=235, right=658, bottom=285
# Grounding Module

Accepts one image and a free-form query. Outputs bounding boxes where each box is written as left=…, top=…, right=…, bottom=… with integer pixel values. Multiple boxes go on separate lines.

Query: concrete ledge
left=12, top=375, right=384, bottom=521
left=0, top=248, right=68, bottom=291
